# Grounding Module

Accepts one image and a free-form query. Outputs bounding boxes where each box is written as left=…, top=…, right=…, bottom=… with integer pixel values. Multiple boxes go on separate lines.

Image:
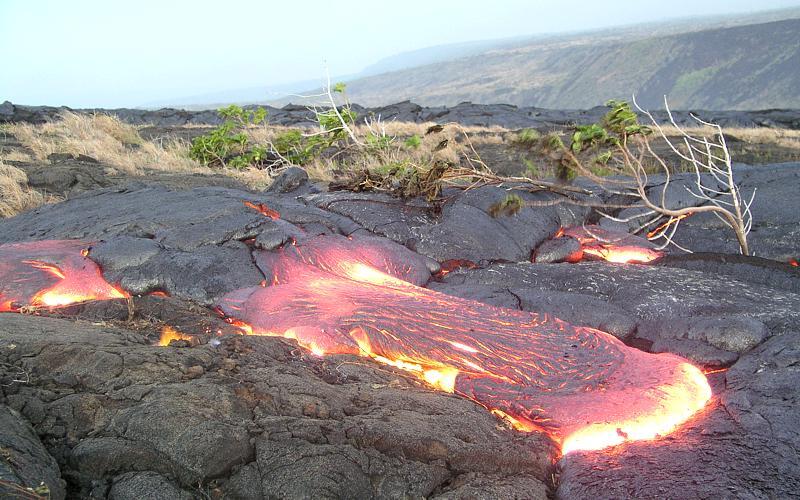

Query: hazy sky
left=2, top=0, right=799, bottom=107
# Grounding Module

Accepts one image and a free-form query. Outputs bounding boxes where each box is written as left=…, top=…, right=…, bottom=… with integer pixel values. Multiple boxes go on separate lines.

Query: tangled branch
left=564, top=97, right=755, bottom=255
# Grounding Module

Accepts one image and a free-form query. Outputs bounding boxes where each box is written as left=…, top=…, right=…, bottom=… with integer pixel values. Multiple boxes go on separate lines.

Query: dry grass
left=2, top=112, right=275, bottom=190
left=5, top=112, right=203, bottom=174
left=656, top=125, right=800, bottom=150
left=0, top=161, right=59, bottom=218
left=1, top=149, right=33, bottom=162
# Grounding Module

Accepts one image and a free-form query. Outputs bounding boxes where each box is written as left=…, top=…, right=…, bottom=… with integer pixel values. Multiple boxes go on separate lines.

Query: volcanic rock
left=265, top=166, right=311, bottom=194
left=0, top=163, right=799, bottom=498
left=5, top=100, right=800, bottom=130
left=533, top=236, right=583, bottom=263
left=0, top=314, right=553, bottom=498
left=0, top=405, right=65, bottom=500
left=108, top=472, right=193, bottom=500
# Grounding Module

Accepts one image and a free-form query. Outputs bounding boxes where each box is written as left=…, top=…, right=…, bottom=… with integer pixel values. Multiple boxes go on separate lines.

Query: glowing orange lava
left=244, top=201, right=280, bottom=220
left=217, top=234, right=711, bottom=454
left=0, top=240, right=128, bottom=311
left=562, top=226, right=664, bottom=264
left=158, top=326, right=193, bottom=346
left=436, top=259, right=478, bottom=278
left=0, top=237, right=710, bottom=454
left=646, top=213, right=693, bottom=239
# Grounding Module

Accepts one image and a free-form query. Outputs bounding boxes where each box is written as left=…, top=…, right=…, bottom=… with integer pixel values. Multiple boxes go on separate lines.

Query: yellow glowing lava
left=215, top=234, right=713, bottom=455
left=158, top=326, right=193, bottom=346
left=583, top=246, right=663, bottom=264
left=561, top=362, right=712, bottom=454
left=349, top=326, right=459, bottom=392
left=27, top=261, right=128, bottom=308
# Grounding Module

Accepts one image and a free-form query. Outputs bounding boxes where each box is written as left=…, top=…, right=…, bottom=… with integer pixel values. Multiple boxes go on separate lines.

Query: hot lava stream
left=217, top=234, right=712, bottom=454
left=561, top=226, right=664, bottom=264
left=0, top=240, right=127, bottom=311
left=0, top=237, right=711, bottom=454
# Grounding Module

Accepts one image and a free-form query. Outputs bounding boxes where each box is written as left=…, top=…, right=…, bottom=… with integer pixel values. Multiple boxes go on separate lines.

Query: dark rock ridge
left=3, top=99, right=800, bottom=130
left=0, top=163, right=798, bottom=498
left=0, top=405, right=65, bottom=499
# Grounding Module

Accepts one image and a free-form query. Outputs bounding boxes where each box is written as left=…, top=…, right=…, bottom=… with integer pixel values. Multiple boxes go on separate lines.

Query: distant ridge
left=140, top=7, right=800, bottom=111
left=337, top=17, right=800, bottom=110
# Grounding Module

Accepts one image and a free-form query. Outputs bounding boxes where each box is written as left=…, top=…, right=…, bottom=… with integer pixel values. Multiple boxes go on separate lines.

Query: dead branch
left=566, top=97, right=754, bottom=255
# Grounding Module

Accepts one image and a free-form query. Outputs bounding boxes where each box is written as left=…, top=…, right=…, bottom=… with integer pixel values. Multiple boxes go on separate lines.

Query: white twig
left=591, top=96, right=756, bottom=255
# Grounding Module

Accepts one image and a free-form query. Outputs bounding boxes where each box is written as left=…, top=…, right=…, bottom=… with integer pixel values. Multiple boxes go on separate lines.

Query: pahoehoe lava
left=217, top=234, right=711, bottom=453
left=0, top=235, right=711, bottom=454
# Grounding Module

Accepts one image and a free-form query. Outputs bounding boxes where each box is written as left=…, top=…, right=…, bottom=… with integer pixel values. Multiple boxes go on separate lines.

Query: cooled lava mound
left=1, top=164, right=799, bottom=498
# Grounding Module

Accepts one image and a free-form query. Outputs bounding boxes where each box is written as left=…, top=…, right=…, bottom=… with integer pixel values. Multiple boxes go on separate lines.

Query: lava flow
left=562, top=225, right=664, bottom=264
left=0, top=240, right=127, bottom=311
left=218, top=234, right=711, bottom=454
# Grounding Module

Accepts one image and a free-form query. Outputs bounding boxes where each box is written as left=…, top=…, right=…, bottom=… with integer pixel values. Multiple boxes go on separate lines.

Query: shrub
left=189, top=105, right=268, bottom=168
left=571, top=124, right=609, bottom=153
left=404, top=134, right=422, bottom=149
left=513, top=128, right=541, bottom=147
left=272, top=130, right=323, bottom=166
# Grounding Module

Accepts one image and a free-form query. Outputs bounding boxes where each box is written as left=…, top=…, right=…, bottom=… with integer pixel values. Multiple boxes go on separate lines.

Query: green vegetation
left=556, top=99, right=654, bottom=179
left=189, top=105, right=268, bottom=169
left=404, top=134, right=422, bottom=149
left=545, top=133, right=565, bottom=151
left=602, top=99, right=651, bottom=137
left=513, top=128, right=541, bottom=147
left=570, top=124, right=609, bottom=153
left=489, top=193, right=525, bottom=217
left=189, top=84, right=362, bottom=170
left=523, top=158, right=540, bottom=178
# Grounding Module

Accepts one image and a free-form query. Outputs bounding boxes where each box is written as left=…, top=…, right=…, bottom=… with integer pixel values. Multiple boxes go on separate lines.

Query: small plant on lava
left=189, top=104, right=269, bottom=169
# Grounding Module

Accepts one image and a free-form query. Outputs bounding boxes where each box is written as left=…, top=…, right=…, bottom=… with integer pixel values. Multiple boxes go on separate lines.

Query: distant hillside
left=142, top=8, right=800, bottom=110
left=339, top=18, right=800, bottom=110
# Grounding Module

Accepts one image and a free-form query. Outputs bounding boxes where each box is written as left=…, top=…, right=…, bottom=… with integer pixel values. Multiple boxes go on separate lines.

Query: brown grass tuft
left=5, top=112, right=203, bottom=174
left=0, top=161, right=56, bottom=218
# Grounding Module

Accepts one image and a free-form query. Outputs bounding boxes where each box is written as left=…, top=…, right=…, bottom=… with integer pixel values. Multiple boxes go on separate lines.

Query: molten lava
left=158, top=326, right=193, bottom=346
left=0, top=236, right=710, bottom=454
left=218, top=234, right=711, bottom=454
left=647, top=213, right=693, bottom=239
left=244, top=201, right=280, bottom=220
left=0, top=240, right=128, bottom=311
left=435, top=259, right=479, bottom=278
left=562, top=226, right=664, bottom=264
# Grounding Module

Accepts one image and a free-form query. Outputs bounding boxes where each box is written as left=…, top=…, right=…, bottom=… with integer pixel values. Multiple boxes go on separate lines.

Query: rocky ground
left=0, top=144, right=799, bottom=498
left=4, top=100, right=800, bottom=130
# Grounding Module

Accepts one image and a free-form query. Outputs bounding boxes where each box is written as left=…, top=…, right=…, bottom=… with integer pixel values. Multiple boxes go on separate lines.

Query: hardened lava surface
left=1, top=164, right=799, bottom=498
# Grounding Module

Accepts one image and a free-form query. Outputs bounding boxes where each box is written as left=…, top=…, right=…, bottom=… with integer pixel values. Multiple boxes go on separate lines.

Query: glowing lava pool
left=217, top=235, right=711, bottom=454
left=0, top=240, right=127, bottom=311
left=0, top=237, right=711, bottom=454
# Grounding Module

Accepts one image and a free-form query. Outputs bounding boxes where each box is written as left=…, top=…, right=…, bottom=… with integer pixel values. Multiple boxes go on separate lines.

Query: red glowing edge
left=216, top=234, right=711, bottom=454
left=0, top=240, right=128, bottom=311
